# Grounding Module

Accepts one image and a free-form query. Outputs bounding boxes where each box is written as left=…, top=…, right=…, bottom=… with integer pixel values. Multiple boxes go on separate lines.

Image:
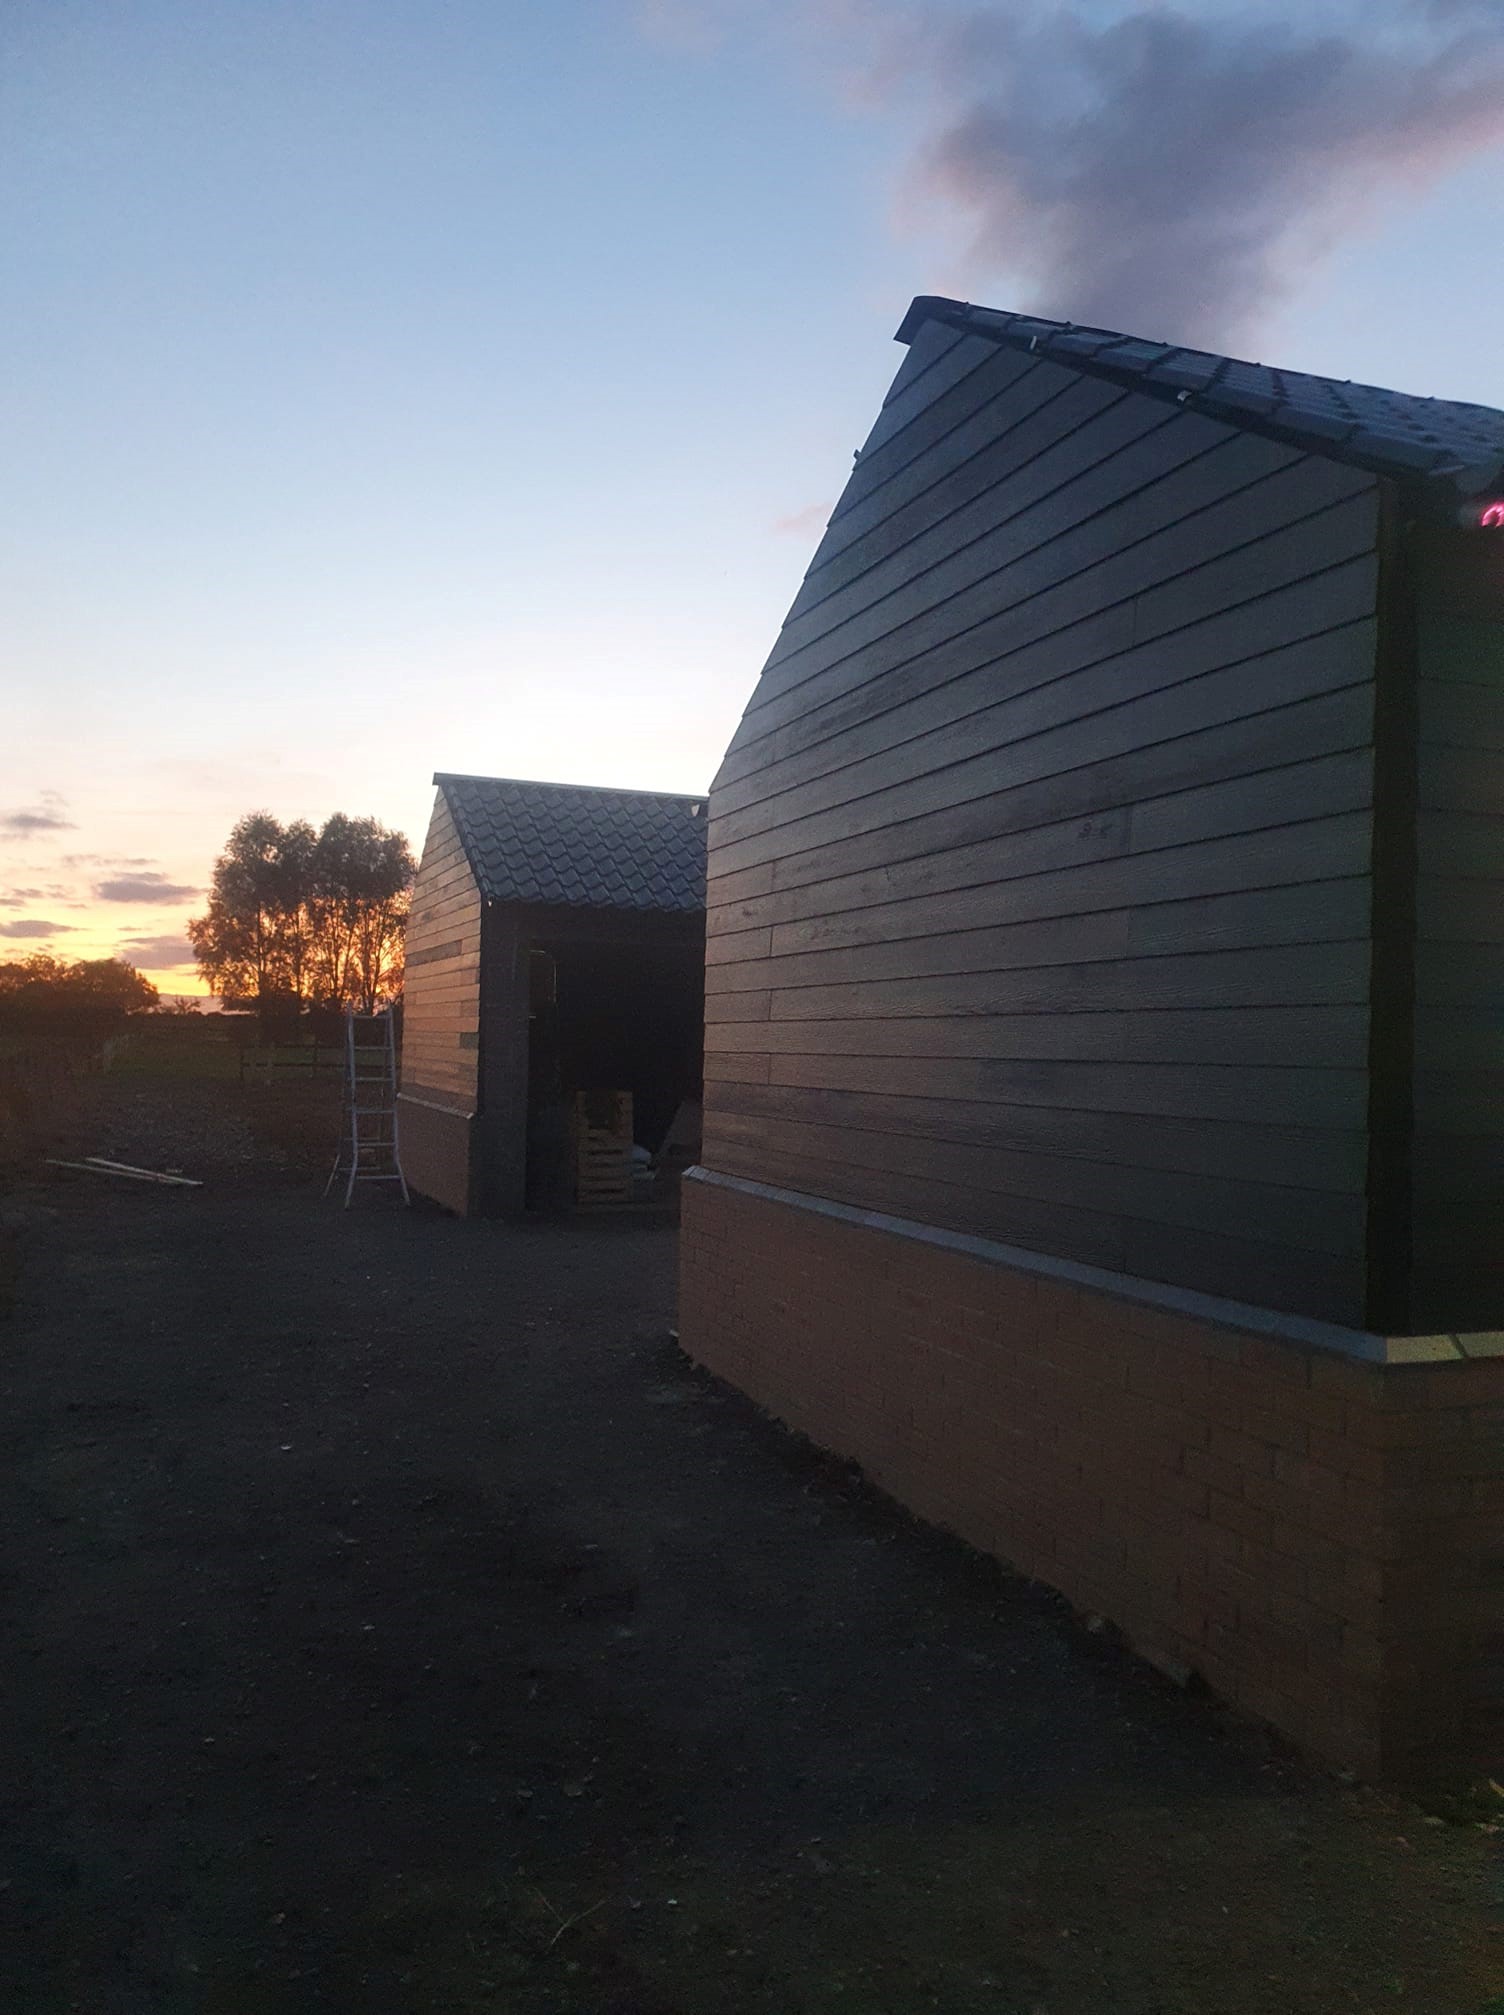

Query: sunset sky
left=6, top=0, right=1504, bottom=995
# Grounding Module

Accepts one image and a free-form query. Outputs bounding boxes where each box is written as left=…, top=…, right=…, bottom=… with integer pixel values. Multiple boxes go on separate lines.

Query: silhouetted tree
left=308, top=815, right=413, bottom=1014
left=0, top=953, right=159, bottom=1035
left=187, top=812, right=304, bottom=1009
left=189, top=811, right=413, bottom=1014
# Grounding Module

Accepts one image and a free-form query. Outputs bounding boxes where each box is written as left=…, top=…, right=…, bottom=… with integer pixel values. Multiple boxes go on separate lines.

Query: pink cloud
left=773, top=500, right=834, bottom=538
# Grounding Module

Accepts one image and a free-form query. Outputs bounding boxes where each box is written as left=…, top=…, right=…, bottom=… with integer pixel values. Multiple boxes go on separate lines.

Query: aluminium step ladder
left=324, top=1009, right=410, bottom=1208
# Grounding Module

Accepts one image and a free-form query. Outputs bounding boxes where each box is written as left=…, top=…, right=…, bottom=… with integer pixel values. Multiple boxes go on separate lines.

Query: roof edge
left=433, top=771, right=704, bottom=801
left=891, top=295, right=1504, bottom=499
left=894, top=295, right=969, bottom=347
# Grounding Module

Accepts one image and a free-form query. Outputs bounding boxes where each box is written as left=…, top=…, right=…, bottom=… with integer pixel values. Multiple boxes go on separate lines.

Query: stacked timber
left=572, top=1090, right=633, bottom=1208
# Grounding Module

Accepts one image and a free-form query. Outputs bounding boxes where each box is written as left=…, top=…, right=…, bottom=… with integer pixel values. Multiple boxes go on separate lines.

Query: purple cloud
left=116, top=932, right=196, bottom=968
left=1, top=798, right=75, bottom=836
left=96, top=872, right=199, bottom=904
left=0, top=918, right=76, bottom=939
left=655, top=0, right=1504, bottom=353
left=892, top=0, right=1504, bottom=349
left=773, top=500, right=834, bottom=538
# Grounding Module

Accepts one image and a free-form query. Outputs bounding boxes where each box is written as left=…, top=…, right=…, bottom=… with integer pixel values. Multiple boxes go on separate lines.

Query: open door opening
left=523, top=932, right=703, bottom=1211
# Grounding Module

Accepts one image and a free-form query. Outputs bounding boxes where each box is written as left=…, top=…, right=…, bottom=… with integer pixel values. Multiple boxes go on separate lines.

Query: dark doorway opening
left=523, top=931, right=703, bottom=1210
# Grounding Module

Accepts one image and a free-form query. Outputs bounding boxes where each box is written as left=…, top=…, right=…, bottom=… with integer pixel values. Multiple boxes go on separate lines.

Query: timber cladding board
left=699, top=1110, right=1364, bottom=1257
left=708, top=752, right=1374, bottom=940
left=704, top=324, right=1385, bottom=1323
left=703, top=1004, right=1370, bottom=1068
left=744, top=1055, right=1366, bottom=1127
left=715, top=564, right=1377, bottom=824
left=778, top=375, right=1175, bottom=650
left=710, top=539, right=1379, bottom=875
left=755, top=812, right=1373, bottom=959
left=708, top=940, right=1371, bottom=1020
left=729, top=437, right=1376, bottom=764
left=694, top=1142, right=1365, bottom=1319
left=716, top=554, right=1378, bottom=831
left=714, top=610, right=1376, bottom=863
left=407, top=895, right=477, bottom=940
left=1408, top=527, right=1504, bottom=1325
left=704, top=880, right=1374, bottom=996
left=705, top=682, right=1376, bottom=913
left=846, top=328, right=1015, bottom=468
left=402, top=974, right=481, bottom=1008
left=865, top=316, right=962, bottom=415
left=810, top=360, right=1095, bottom=591
left=817, top=343, right=1060, bottom=539
left=706, top=1079, right=1367, bottom=1190
left=719, top=485, right=1378, bottom=832
left=873, top=314, right=967, bottom=403
left=405, top=938, right=466, bottom=968
left=402, top=790, right=482, bottom=1115
left=770, top=395, right=1266, bottom=676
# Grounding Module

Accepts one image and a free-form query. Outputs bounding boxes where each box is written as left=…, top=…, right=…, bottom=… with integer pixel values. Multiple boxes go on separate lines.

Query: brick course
left=680, top=1170, right=1503, bottom=1783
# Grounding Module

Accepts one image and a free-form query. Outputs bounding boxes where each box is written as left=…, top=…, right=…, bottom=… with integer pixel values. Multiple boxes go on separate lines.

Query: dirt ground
left=2, top=1076, right=1501, bottom=2015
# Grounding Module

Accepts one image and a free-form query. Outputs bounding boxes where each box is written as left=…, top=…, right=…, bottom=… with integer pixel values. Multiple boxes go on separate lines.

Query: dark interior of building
left=522, top=935, right=704, bottom=1208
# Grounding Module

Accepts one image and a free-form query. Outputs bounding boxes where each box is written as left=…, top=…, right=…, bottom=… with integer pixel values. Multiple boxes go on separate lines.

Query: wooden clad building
left=401, top=774, right=705, bottom=1216
left=680, top=297, right=1504, bottom=1781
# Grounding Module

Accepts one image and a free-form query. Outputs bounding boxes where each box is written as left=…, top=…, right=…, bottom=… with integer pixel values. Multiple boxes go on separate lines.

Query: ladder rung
left=331, top=1011, right=407, bottom=1208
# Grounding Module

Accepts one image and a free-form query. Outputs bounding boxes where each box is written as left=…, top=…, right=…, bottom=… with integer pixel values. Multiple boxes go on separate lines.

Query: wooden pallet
left=572, top=1090, right=633, bottom=1207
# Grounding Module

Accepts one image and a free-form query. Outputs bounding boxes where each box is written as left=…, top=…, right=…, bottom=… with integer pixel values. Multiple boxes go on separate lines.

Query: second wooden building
left=401, top=773, right=706, bottom=1215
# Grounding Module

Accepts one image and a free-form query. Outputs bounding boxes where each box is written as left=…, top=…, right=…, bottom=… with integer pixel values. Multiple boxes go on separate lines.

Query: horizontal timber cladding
left=863, top=315, right=966, bottom=415
left=705, top=880, right=1373, bottom=996
left=711, top=776, right=1373, bottom=942
left=813, top=341, right=1065, bottom=546
left=718, top=540, right=1378, bottom=812
left=705, top=1004, right=1369, bottom=1066
left=702, top=1107, right=1365, bottom=1251
left=704, top=681, right=1376, bottom=912
left=713, top=940, right=1372, bottom=1021
left=704, top=329, right=1385, bottom=1323
left=1407, top=528, right=1504, bottom=1327
left=716, top=1057, right=1366, bottom=1125
left=707, top=1079, right=1367, bottom=1191
left=721, top=443, right=1377, bottom=776
left=402, top=790, right=483, bottom=1209
left=710, top=582, right=1379, bottom=883
left=696, top=1133, right=1365, bottom=1318
left=761, top=408, right=1315, bottom=703
left=760, top=812, right=1371, bottom=958
left=712, top=655, right=1380, bottom=910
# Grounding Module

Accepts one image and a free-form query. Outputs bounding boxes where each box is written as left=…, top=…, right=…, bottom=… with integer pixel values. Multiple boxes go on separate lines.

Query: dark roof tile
left=894, top=297, right=1504, bottom=494
left=1145, top=352, right=1223, bottom=391
left=435, top=774, right=705, bottom=914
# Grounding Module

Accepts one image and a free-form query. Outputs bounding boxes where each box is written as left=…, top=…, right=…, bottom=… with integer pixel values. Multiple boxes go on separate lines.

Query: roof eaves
left=894, top=295, right=1504, bottom=501
left=893, top=295, right=971, bottom=346
left=1142, top=353, right=1224, bottom=393
left=433, top=770, right=704, bottom=801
